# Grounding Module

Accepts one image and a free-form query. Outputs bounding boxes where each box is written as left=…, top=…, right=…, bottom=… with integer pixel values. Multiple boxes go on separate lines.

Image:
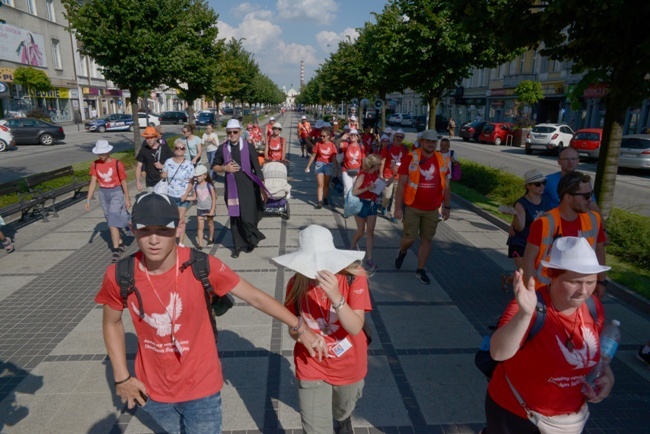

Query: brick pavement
left=0, top=112, right=648, bottom=433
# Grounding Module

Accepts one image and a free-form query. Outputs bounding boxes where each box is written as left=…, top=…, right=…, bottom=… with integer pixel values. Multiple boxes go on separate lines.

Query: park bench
left=24, top=166, right=89, bottom=222
left=0, top=182, right=45, bottom=222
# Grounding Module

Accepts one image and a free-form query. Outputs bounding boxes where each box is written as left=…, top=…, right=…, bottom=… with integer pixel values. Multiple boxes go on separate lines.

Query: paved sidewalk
left=0, top=112, right=648, bottom=433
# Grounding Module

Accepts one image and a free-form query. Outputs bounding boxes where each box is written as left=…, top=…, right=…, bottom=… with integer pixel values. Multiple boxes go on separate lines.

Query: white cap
left=301, top=115, right=307, bottom=120
left=273, top=122, right=282, bottom=129
left=226, top=119, right=241, bottom=129
left=270, top=116, right=275, bottom=121
left=349, top=129, right=359, bottom=135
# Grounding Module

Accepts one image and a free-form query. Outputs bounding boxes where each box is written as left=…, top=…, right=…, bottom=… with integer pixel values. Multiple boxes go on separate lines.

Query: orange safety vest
left=533, top=207, right=601, bottom=288
left=404, top=149, right=447, bottom=206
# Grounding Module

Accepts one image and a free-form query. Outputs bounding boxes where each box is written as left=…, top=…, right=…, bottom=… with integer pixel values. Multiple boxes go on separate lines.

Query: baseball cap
left=131, top=193, right=180, bottom=229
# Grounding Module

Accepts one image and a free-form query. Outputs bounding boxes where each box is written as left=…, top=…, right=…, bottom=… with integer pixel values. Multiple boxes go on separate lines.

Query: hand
left=508, top=224, right=516, bottom=237
left=316, top=270, right=341, bottom=301
left=84, top=201, right=91, bottom=212
left=368, top=182, right=376, bottom=191
left=227, top=161, right=240, bottom=173
left=125, top=199, right=131, bottom=210
left=512, top=269, right=537, bottom=316
left=153, top=162, right=163, bottom=170
left=136, top=182, right=143, bottom=192
left=298, top=327, right=328, bottom=362
left=305, top=167, right=310, bottom=173
left=394, top=207, right=403, bottom=220
left=441, top=208, right=450, bottom=221
left=115, top=376, right=148, bottom=409
left=585, top=366, right=615, bottom=403
left=180, top=195, right=187, bottom=202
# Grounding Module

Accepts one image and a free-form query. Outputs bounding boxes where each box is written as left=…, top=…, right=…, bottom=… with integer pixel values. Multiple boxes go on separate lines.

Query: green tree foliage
left=13, top=66, right=52, bottom=107
left=514, top=80, right=544, bottom=117
left=211, top=38, right=259, bottom=110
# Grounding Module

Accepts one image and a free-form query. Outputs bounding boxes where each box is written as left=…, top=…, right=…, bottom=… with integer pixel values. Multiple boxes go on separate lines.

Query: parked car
left=2, top=117, right=65, bottom=146
left=459, top=121, right=488, bottom=142
left=400, top=113, right=415, bottom=128
left=414, top=115, right=427, bottom=132
left=618, top=134, right=650, bottom=170
left=525, top=123, right=574, bottom=155
left=570, top=128, right=603, bottom=160
left=0, top=123, right=15, bottom=152
left=85, top=113, right=134, bottom=133
left=387, top=113, right=404, bottom=125
left=196, top=111, right=217, bottom=127
left=158, top=111, right=188, bottom=125
left=137, top=112, right=160, bottom=128
left=480, top=122, right=515, bottom=145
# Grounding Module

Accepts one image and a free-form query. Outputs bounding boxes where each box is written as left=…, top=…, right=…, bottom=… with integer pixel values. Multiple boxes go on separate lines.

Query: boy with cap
left=95, top=193, right=326, bottom=433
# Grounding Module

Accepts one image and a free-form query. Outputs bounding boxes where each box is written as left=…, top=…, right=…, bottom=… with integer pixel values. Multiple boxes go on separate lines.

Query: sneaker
left=415, top=268, right=431, bottom=285
left=197, top=245, right=203, bottom=250
left=364, top=259, right=377, bottom=273
left=323, top=197, right=329, bottom=206
left=336, top=416, right=353, bottom=434
left=118, top=243, right=127, bottom=254
left=178, top=243, right=186, bottom=248
left=231, top=250, right=240, bottom=258
left=394, top=250, right=406, bottom=269
left=206, top=239, right=214, bottom=246
left=316, top=201, right=323, bottom=209
left=377, top=206, right=386, bottom=216
left=637, top=347, right=650, bottom=368
left=390, top=216, right=398, bottom=223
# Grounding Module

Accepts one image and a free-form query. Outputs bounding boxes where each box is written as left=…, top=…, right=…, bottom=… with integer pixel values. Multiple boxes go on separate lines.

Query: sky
left=207, top=0, right=386, bottom=90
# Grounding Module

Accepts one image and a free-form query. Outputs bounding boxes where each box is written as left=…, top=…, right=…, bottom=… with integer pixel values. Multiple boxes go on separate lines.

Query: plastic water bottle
left=584, top=319, right=621, bottom=393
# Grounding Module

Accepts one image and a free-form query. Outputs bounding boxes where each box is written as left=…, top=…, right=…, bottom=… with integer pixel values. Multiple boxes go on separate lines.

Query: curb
left=451, top=192, right=650, bottom=315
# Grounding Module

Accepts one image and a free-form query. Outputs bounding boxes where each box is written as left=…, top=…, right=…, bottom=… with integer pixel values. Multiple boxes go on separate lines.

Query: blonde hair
left=284, top=263, right=366, bottom=308
left=362, top=153, right=381, bottom=171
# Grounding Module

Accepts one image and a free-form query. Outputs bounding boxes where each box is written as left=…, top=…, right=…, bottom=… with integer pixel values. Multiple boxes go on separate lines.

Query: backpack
left=115, top=249, right=235, bottom=324
left=474, top=291, right=598, bottom=379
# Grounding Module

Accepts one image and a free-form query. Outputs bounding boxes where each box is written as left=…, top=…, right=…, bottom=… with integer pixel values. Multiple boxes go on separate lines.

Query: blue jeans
left=141, top=392, right=222, bottom=434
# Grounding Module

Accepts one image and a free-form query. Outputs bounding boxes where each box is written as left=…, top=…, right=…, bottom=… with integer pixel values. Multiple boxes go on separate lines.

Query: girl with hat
left=272, top=225, right=370, bottom=434
left=85, top=140, right=131, bottom=262
left=483, top=237, right=614, bottom=434
left=501, top=169, right=553, bottom=291
left=188, top=165, right=216, bottom=250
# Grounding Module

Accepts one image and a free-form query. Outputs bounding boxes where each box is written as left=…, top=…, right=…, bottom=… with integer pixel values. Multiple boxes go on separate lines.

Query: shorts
left=315, top=161, right=334, bottom=176
left=171, top=196, right=191, bottom=209
left=403, top=206, right=440, bottom=241
left=197, top=209, right=213, bottom=218
left=508, top=244, right=525, bottom=259
left=358, top=200, right=378, bottom=219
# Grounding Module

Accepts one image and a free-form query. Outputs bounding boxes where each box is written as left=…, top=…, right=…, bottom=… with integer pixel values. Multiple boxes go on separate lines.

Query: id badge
left=331, top=337, right=353, bottom=357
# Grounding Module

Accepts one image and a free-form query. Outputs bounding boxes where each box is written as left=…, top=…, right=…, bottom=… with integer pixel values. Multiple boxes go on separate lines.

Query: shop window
left=51, top=39, right=62, bottom=69
left=46, top=0, right=55, bottom=22
left=25, top=0, right=36, bottom=15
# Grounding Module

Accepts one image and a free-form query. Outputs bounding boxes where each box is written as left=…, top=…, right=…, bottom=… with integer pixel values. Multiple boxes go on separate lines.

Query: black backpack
left=475, top=291, right=597, bottom=379
left=115, top=249, right=235, bottom=323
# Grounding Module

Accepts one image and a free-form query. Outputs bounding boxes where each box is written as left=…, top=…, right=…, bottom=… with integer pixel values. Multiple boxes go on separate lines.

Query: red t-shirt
left=265, top=123, right=274, bottom=139
left=398, top=153, right=443, bottom=211
left=340, top=142, right=364, bottom=171
left=267, top=136, right=284, bottom=161
left=313, top=141, right=338, bottom=163
left=94, top=248, right=240, bottom=403
left=249, top=127, right=263, bottom=143
left=361, top=133, right=374, bottom=155
left=381, top=144, right=407, bottom=179
left=90, top=158, right=127, bottom=189
left=488, top=289, right=604, bottom=418
left=527, top=214, right=606, bottom=246
left=286, top=272, right=372, bottom=385
left=357, top=170, right=379, bottom=201
left=298, top=122, right=311, bottom=138
left=309, top=127, right=321, bottom=144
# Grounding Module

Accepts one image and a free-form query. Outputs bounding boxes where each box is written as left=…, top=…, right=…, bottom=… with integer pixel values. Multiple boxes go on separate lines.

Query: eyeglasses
left=394, top=135, right=405, bottom=139
left=272, top=127, right=281, bottom=130
left=560, top=157, right=579, bottom=162
left=226, top=130, right=240, bottom=135
left=569, top=191, right=593, bottom=200
left=530, top=180, right=547, bottom=187
left=174, top=147, right=186, bottom=151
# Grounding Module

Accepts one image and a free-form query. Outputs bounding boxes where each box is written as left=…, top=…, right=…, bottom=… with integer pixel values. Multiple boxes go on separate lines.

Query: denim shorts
left=357, top=200, right=378, bottom=219
left=171, top=196, right=191, bottom=209
left=315, top=161, right=334, bottom=176
left=141, top=392, right=222, bottom=434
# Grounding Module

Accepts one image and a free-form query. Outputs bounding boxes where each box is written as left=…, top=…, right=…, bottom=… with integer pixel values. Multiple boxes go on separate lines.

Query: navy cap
left=131, top=193, right=179, bottom=229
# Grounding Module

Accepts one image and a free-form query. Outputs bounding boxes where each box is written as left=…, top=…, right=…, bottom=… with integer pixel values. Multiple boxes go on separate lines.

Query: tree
left=13, top=66, right=52, bottom=109
left=514, top=80, right=544, bottom=118
left=211, top=38, right=259, bottom=112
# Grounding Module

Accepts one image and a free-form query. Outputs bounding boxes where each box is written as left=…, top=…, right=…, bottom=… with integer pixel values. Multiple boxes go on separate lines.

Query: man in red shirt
left=95, top=193, right=324, bottom=433
left=297, top=115, right=311, bottom=158
left=379, top=129, right=407, bottom=222
left=393, top=130, right=450, bottom=285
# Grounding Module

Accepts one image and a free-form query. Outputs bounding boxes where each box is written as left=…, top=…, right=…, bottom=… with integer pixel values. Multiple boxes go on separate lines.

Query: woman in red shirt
left=84, top=140, right=131, bottom=262
left=264, top=122, right=286, bottom=162
left=305, top=127, right=338, bottom=208
left=340, top=128, right=365, bottom=197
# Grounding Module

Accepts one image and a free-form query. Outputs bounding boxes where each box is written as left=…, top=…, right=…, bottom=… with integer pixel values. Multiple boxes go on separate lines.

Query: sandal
left=501, top=273, right=511, bottom=292
left=2, top=237, right=15, bottom=253
left=111, top=250, right=121, bottom=263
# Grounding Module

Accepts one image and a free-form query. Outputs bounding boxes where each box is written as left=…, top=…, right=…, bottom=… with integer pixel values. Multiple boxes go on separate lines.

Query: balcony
left=503, top=74, right=538, bottom=88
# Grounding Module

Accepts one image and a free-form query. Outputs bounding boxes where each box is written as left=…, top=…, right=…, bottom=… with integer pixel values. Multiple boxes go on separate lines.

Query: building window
left=531, top=51, right=538, bottom=74
left=79, top=55, right=88, bottom=76
left=51, top=39, right=62, bottom=69
left=25, top=0, right=36, bottom=14
left=478, top=68, right=486, bottom=87
left=519, top=55, right=526, bottom=73
left=2, top=0, right=15, bottom=7
left=46, top=0, right=55, bottom=22
left=552, top=59, right=562, bottom=72
left=540, top=56, right=548, bottom=74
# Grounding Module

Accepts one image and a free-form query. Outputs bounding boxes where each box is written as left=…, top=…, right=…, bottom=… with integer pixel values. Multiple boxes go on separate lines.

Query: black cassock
left=213, top=141, right=266, bottom=252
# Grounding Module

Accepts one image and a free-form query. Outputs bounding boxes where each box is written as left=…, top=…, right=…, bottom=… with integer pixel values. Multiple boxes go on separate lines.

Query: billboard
left=0, top=23, right=48, bottom=67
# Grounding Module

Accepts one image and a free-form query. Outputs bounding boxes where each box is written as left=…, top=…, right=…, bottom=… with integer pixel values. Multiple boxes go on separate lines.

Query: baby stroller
left=262, top=161, right=291, bottom=219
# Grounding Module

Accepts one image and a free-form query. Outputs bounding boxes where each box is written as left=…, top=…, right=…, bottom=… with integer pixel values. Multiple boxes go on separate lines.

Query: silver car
left=525, top=123, right=574, bottom=155
left=618, top=134, right=650, bottom=170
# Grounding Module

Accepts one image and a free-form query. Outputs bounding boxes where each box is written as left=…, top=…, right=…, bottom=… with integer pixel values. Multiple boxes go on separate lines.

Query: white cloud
left=217, top=11, right=282, bottom=52
left=276, top=0, right=338, bottom=24
left=315, top=27, right=358, bottom=52
left=232, top=2, right=260, bottom=18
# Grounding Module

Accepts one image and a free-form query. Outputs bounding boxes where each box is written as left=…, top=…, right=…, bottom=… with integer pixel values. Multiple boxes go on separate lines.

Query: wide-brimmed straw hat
left=541, top=237, right=611, bottom=274
left=524, top=169, right=545, bottom=184
left=271, top=225, right=365, bottom=279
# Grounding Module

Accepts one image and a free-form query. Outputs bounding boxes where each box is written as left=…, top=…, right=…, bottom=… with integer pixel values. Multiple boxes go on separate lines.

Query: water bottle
left=583, top=319, right=621, bottom=393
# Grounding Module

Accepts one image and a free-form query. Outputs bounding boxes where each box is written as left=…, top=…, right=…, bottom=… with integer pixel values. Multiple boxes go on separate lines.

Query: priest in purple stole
left=213, top=119, right=266, bottom=258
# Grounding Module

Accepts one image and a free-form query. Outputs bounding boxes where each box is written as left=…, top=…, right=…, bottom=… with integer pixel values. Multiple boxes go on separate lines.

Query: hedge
left=605, top=208, right=650, bottom=269
left=457, top=158, right=523, bottom=207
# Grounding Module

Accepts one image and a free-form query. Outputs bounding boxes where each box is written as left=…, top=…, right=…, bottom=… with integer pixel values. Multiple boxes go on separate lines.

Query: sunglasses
left=530, top=180, right=547, bottom=187
left=226, top=130, right=240, bottom=135
left=174, top=147, right=186, bottom=151
left=569, top=191, right=593, bottom=200
left=394, top=135, right=405, bottom=139
left=272, top=127, right=281, bottom=130
left=182, top=130, right=190, bottom=134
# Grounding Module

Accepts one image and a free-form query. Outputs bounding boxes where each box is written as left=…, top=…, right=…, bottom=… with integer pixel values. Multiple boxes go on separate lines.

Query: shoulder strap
left=189, top=249, right=212, bottom=296
left=115, top=254, right=145, bottom=319
left=526, top=291, right=547, bottom=341
left=585, top=295, right=598, bottom=323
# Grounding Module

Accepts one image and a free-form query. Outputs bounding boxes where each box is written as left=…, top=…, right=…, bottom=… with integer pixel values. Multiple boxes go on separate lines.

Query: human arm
left=585, top=364, right=615, bottom=403
left=192, top=140, right=202, bottom=165
left=305, top=151, right=317, bottom=173
left=511, top=202, right=526, bottom=232
left=209, top=185, right=217, bottom=215
left=281, top=138, right=287, bottom=161
left=441, top=179, right=451, bottom=221
left=351, top=173, right=369, bottom=196
left=316, top=270, right=365, bottom=335
left=379, top=157, right=387, bottom=180
left=392, top=174, right=408, bottom=220
left=102, top=305, right=148, bottom=408
left=135, top=161, right=144, bottom=191
left=522, top=242, right=540, bottom=284
left=489, top=270, right=537, bottom=361
left=120, top=177, right=131, bottom=210
left=85, top=176, right=97, bottom=212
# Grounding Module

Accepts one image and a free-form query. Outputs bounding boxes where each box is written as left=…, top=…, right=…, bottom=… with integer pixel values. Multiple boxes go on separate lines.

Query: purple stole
left=223, top=138, right=269, bottom=217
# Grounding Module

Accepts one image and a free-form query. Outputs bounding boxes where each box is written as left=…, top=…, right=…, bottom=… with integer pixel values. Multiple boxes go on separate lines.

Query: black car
left=459, top=121, right=489, bottom=142
left=158, top=111, right=188, bottom=125
left=3, top=117, right=65, bottom=145
left=196, top=112, right=217, bottom=127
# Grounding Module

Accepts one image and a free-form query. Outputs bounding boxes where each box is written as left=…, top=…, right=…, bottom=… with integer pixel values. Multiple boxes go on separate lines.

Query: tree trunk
left=594, top=95, right=625, bottom=220
left=130, top=90, right=141, bottom=156
left=427, top=94, right=439, bottom=130
left=187, top=100, right=196, bottom=128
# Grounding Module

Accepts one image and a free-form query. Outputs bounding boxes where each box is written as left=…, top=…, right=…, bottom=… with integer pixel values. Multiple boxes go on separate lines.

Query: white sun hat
left=271, top=225, right=365, bottom=279
left=226, top=119, right=241, bottom=129
left=92, top=140, right=113, bottom=154
left=541, top=237, right=611, bottom=274
left=314, top=120, right=325, bottom=129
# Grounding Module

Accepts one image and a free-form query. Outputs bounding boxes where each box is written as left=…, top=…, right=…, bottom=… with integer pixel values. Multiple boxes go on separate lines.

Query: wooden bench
left=24, top=166, right=89, bottom=222
left=0, top=182, right=45, bottom=222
